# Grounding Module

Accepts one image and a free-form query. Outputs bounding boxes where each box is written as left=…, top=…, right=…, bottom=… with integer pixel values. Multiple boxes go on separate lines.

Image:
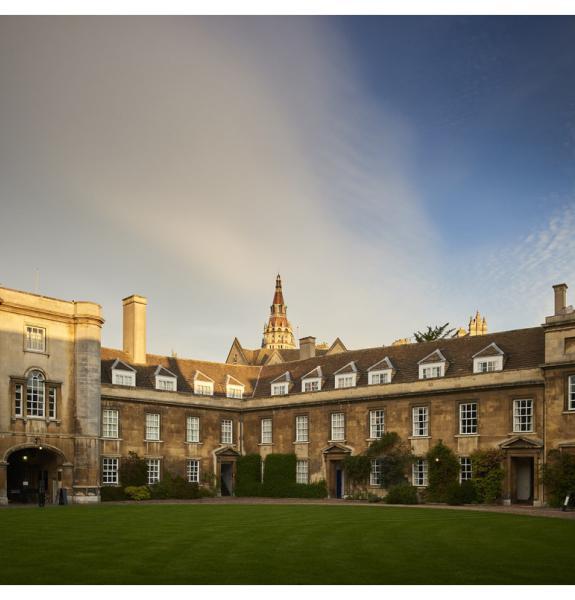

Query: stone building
left=1, top=278, right=574, bottom=505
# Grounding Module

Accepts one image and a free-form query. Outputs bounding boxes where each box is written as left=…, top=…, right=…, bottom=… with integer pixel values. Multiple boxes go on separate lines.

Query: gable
left=472, top=343, right=505, bottom=359
left=111, top=359, right=136, bottom=372
left=326, top=337, right=348, bottom=355
left=154, top=365, right=177, bottom=378
left=225, top=338, right=249, bottom=365
left=226, top=374, right=245, bottom=387
left=194, top=370, right=214, bottom=383
left=418, top=349, right=447, bottom=365
left=499, top=436, right=543, bottom=450
left=334, top=361, right=357, bottom=375
left=271, top=371, right=291, bottom=384
left=263, top=350, right=285, bottom=366
left=302, top=366, right=323, bottom=380
left=368, top=357, right=394, bottom=372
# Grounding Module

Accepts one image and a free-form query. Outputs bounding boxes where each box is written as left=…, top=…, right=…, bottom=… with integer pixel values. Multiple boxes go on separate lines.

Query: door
left=335, top=466, right=343, bottom=499
left=220, top=463, right=233, bottom=496
left=514, top=457, right=533, bottom=503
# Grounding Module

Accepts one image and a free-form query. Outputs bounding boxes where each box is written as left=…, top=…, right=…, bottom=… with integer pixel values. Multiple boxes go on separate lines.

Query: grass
left=1, top=503, right=574, bottom=584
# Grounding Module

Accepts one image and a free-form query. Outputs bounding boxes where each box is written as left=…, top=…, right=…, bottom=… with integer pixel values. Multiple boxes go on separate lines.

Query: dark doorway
left=220, top=462, right=233, bottom=496
left=7, top=447, right=60, bottom=504
left=512, top=457, right=534, bottom=504
left=335, top=463, right=344, bottom=499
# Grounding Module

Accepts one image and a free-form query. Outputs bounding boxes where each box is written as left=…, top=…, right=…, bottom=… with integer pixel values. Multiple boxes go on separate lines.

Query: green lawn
left=1, top=503, right=574, bottom=584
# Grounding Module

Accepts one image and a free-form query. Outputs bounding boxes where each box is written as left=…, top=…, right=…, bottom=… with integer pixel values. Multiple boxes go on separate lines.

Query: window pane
left=369, top=410, right=385, bottom=439
left=331, top=413, right=345, bottom=441
left=147, top=459, right=161, bottom=485
left=187, top=460, right=200, bottom=483
left=412, top=406, right=429, bottom=437
left=261, top=418, right=273, bottom=444
left=221, top=419, right=233, bottom=444
left=102, top=458, right=119, bottom=485
left=513, top=399, right=533, bottom=433
left=26, top=370, right=45, bottom=417
left=459, top=403, right=477, bottom=434
left=25, top=326, right=45, bottom=352
left=295, top=415, right=308, bottom=442
left=145, top=413, right=160, bottom=440
left=187, top=416, right=200, bottom=443
left=103, top=409, right=119, bottom=438
left=296, top=460, right=309, bottom=484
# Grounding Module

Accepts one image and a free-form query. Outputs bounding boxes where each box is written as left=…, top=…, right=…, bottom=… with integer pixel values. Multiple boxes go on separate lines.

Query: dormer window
left=301, top=367, right=323, bottom=393
left=194, top=370, right=214, bottom=396
left=334, top=362, right=357, bottom=389
left=226, top=376, right=244, bottom=399
left=111, top=360, right=136, bottom=387
left=154, top=366, right=177, bottom=392
left=368, top=357, right=394, bottom=385
left=418, top=350, right=448, bottom=380
left=271, top=382, right=289, bottom=396
left=472, top=343, right=505, bottom=374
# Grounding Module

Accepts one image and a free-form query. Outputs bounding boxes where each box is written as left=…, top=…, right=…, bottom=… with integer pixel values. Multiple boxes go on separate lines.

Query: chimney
left=123, top=294, right=147, bottom=364
left=553, top=283, right=568, bottom=316
left=299, top=336, right=316, bottom=360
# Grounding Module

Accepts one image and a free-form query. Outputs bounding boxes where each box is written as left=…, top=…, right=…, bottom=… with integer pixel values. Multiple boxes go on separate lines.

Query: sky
left=0, top=16, right=574, bottom=360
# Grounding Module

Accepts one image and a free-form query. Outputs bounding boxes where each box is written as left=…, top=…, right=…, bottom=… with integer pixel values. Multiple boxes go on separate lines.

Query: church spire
left=262, top=274, right=296, bottom=350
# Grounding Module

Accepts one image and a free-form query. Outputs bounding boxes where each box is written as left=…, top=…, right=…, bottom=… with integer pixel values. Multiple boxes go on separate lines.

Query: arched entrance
left=6, top=446, right=65, bottom=504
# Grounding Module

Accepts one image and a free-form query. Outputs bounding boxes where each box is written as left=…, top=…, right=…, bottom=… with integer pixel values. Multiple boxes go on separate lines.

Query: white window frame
left=460, top=457, right=472, bottom=482
left=26, top=370, right=45, bottom=418
left=370, top=459, right=382, bottom=486
left=145, top=413, right=160, bottom=441
left=459, top=402, right=478, bottom=435
left=226, top=384, right=244, bottom=399
left=102, top=457, right=119, bottom=485
left=473, top=356, right=503, bottom=374
left=48, top=387, right=56, bottom=419
left=271, top=382, right=289, bottom=396
left=412, top=406, right=429, bottom=437
left=331, top=412, right=345, bottom=441
left=295, top=415, right=309, bottom=442
left=221, top=419, right=233, bottom=445
left=186, top=416, right=200, bottom=443
left=155, top=375, right=177, bottom=392
left=419, top=362, right=445, bottom=380
left=513, top=399, right=534, bottom=433
left=368, top=370, right=391, bottom=385
left=261, top=418, right=273, bottom=444
left=412, top=459, right=428, bottom=487
left=187, top=459, right=200, bottom=484
left=369, top=409, right=385, bottom=439
left=568, top=375, right=575, bottom=411
left=302, top=377, right=322, bottom=393
left=296, top=460, right=309, bottom=484
left=102, top=409, right=119, bottom=439
left=112, top=369, right=136, bottom=387
left=25, top=325, right=46, bottom=353
left=14, top=383, right=23, bottom=417
left=147, top=459, right=161, bottom=485
left=335, top=373, right=357, bottom=389
left=194, top=381, right=214, bottom=396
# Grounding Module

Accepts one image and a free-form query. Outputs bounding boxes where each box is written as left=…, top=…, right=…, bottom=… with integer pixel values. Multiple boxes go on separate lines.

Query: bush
left=236, top=454, right=262, bottom=496
left=124, top=485, right=152, bottom=501
left=460, top=479, right=478, bottom=504
left=426, top=441, right=460, bottom=503
left=149, top=472, right=204, bottom=500
left=343, top=455, right=372, bottom=491
left=366, top=432, right=414, bottom=488
left=471, top=449, right=505, bottom=504
left=445, top=482, right=467, bottom=505
left=119, top=452, right=148, bottom=487
left=542, top=451, right=575, bottom=507
left=100, top=486, right=127, bottom=502
left=263, top=454, right=297, bottom=491
left=384, top=483, right=418, bottom=504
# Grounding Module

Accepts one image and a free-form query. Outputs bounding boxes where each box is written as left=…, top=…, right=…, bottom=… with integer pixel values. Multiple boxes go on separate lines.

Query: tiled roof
left=101, top=326, right=544, bottom=399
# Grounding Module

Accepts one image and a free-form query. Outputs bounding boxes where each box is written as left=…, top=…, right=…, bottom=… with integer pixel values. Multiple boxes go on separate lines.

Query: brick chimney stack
left=122, top=294, right=147, bottom=364
left=553, top=283, right=568, bottom=316
left=299, top=336, right=316, bottom=360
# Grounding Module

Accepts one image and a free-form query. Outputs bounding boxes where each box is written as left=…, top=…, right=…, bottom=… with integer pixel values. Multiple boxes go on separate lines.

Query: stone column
left=0, top=461, right=8, bottom=505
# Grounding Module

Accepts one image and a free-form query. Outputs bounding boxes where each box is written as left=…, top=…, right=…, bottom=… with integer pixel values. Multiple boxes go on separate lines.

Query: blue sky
left=0, top=16, right=574, bottom=359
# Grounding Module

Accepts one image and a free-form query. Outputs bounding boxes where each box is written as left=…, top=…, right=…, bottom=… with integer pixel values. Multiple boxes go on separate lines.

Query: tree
left=414, top=323, right=455, bottom=343
left=425, top=441, right=460, bottom=502
left=343, top=455, right=372, bottom=493
left=367, top=432, right=414, bottom=488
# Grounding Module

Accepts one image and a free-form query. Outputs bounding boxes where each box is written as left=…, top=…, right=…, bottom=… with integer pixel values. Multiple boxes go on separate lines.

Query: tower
left=468, top=310, right=488, bottom=336
left=261, top=274, right=296, bottom=350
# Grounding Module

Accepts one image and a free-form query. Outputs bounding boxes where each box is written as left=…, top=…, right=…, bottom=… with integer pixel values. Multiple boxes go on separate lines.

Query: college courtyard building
left=1, top=276, right=574, bottom=506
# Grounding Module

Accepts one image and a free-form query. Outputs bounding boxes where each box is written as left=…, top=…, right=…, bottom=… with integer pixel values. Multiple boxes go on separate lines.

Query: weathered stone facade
left=1, top=281, right=574, bottom=506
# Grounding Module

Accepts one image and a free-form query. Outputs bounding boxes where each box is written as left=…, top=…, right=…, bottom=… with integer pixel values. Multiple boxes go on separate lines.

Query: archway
left=6, top=446, right=65, bottom=504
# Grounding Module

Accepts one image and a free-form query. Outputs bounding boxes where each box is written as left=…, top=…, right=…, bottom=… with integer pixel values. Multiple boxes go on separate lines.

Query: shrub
left=149, top=472, right=203, bottom=500
left=100, top=486, right=127, bottom=502
left=119, top=452, right=148, bottom=487
left=542, top=450, right=575, bottom=507
left=343, top=455, right=372, bottom=491
left=236, top=454, right=262, bottom=496
left=124, top=485, right=152, bottom=501
left=460, top=479, right=478, bottom=504
left=445, top=482, right=466, bottom=505
left=384, top=483, right=418, bottom=504
left=471, top=449, right=505, bottom=504
left=367, top=432, right=414, bottom=488
left=426, top=441, right=460, bottom=503
left=263, top=454, right=297, bottom=491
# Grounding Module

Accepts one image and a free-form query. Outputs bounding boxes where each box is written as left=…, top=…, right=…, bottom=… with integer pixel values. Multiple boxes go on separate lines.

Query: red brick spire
left=262, top=274, right=296, bottom=350
left=273, top=273, right=285, bottom=306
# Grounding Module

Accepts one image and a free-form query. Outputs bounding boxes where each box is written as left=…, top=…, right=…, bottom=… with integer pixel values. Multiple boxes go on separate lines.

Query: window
left=460, top=457, right=472, bottom=482
left=156, top=377, right=176, bottom=391
left=194, top=382, right=214, bottom=396
left=420, top=364, right=444, bottom=379
left=413, top=459, right=428, bottom=486
left=474, top=357, right=503, bottom=373
left=48, top=388, right=56, bottom=419
left=145, top=413, right=160, bottom=441
left=370, top=459, right=382, bottom=486
left=369, top=371, right=390, bottom=385
left=568, top=375, right=575, bottom=411
left=26, top=370, right=45, bottom=417
left=14, top=383, right=23, bottom=417
left=296, top=460, right=309, bottom=484
left=112, top=370, right=135, bottom=386
left=295, top=415, right=309, bottom=442
left=303, top=378, right=321, bottom=392
left=187, top=459, right=200, bottom=483
left=412, top=406, right=429, bottom=437
left=369, top=410, right=385, bottom=439
left=261, top=418, right=273, bottom=444
left=335, top=374, right=356, bottom=389
left=25, top=326, right=45, bottom=352
left=103, top=409, right=119, bottom=438
left=147, top=459, right=161, bottom=485
left=271, top=382, right=288, bottom=396
left=331, top=413, right=345, bottom=441
left=221, top=419, right=233, bottom=445
left=226, top=385, right=243, bottom=399
left=102, top=458, right=119, bottom=485
left=513, top=399, right=534, bottom=433
left=186, top=416, right=200, bottom=443
left=459, top=403, right=478, bottom=435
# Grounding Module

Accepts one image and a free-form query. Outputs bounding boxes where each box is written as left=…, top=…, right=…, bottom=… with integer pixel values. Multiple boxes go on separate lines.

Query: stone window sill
left=293, top=440, right=310, bottom=444
left=454, top=434, right=480, bottom=438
